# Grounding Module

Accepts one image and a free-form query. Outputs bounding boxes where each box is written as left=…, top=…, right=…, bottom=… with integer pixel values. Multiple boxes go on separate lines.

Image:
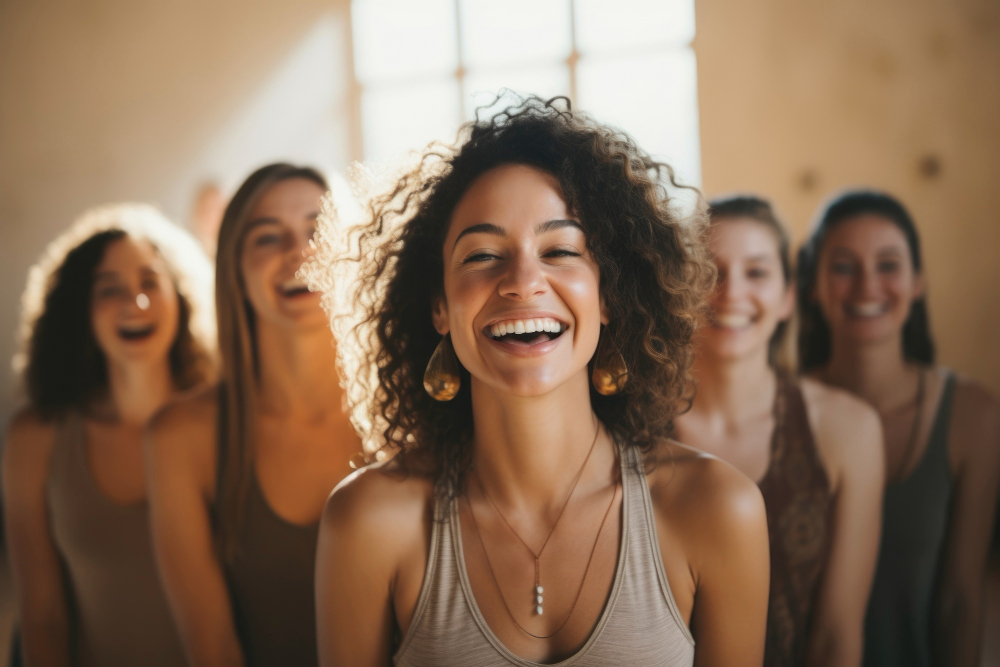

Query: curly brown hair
left=308, top=96, right=714, bottom=494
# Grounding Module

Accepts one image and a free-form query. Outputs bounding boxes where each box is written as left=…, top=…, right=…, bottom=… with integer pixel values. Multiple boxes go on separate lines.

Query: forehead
left=249, top=178, right=325, bottom=221
left=96, top=236, right=162, bottom=273
left=823, top=214, right=910, bottom=253
left=710, top=218, right=782, bottom=260
left=448, top=164, right=571, bottom=238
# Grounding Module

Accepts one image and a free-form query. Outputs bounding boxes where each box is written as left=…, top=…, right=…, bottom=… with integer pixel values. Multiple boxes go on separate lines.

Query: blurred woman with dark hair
left=797, top=190, right=1000, bottom=667
left=3, top=204, right=215, bottom=667
left=310, top=97, right=770, bottom=666
left=674, top=195, right=884, bottom=667
left=146, top=163, right=361, bottom=667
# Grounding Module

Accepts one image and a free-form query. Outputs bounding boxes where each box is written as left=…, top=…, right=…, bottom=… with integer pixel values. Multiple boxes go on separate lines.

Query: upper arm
left=316, top=466, right=429, bottom=667
left=2, top=411, right=68, bottom=625
left=681, top=458, right=770, bottom=667
left=802, top=382, right=885, bottom=661
left=940, top=380, right=1000, bottom=595
left=144, top=394, right=243, bottom=667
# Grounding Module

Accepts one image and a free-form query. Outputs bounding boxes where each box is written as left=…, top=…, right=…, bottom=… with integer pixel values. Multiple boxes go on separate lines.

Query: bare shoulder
left=948, top=374, right=1000, bottom=465
left=644, top=440, right=767, bottom=552
left=322, top=456, right=434, bottom=544
left=800, top=375, right=882, bottom=439
left=145, top=385, right=219, bottom=493
left=3, top=407, right=59, bottom=479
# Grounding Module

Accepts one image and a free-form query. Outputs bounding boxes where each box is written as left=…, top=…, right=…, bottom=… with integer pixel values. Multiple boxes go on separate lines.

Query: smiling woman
left=308, top=96, right=771, bottom=667
left=3, top=204, right=215, bottom=667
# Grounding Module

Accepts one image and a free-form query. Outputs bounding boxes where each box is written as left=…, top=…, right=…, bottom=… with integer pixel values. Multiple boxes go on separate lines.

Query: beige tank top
left=46, top=411, right=187, bottom=667
left=393, top=444, right=695, bottom=666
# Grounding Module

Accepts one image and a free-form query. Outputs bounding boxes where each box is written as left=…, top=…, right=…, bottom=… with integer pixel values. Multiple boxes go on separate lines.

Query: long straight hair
left=215, top=163, right=328, bottom=561
left=796, top=189, right=935, bottom=371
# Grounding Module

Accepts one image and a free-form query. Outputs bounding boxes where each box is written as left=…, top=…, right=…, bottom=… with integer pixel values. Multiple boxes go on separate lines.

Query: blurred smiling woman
left=311, top=97, right=770, bottom=667
left=146, top=164, right=361, bottom=667
left=3, top=204, right=215, bottom=667
left=798, top=190, right=1000, bottom=667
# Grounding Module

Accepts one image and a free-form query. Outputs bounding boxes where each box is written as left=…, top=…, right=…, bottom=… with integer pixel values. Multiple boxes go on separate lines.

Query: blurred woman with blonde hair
left=3, top=203, right=215, bottom=667
left=146, top=163, right=361, bottom=667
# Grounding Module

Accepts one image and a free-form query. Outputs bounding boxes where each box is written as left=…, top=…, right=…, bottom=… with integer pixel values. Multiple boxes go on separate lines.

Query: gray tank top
left=863, top=372, right=956, bottom=667
left=46, top=412, right=187, bottom=667
left=393, top=444, right=695, bottom=666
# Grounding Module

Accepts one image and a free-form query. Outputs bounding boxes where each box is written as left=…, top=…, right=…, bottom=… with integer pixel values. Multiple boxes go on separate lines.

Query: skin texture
left=812, top=215, right=1000, bottom=667
left=3, top=237, right=181, bottom=667
left=316, top=165, right=771, bottom=666
left=145, top=178, right=360, bottom=667
left=675, top=219, right=884, bottom=667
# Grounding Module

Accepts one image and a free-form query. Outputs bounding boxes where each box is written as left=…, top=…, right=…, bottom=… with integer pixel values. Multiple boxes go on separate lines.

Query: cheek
left=90, top=300, right=120, bottom=344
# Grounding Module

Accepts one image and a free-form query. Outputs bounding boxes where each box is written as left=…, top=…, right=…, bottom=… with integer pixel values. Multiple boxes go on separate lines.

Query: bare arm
left=803, top=383, right=885, bottom=667
left=316, top=465, right=430, bottom=667
left=2, top=411, right=71, bottom=667
left=933, top=380, right=1000, bottom=667
left=673, top=457, right=770, bottom=667
left=145, top=395, right=244, bottom=667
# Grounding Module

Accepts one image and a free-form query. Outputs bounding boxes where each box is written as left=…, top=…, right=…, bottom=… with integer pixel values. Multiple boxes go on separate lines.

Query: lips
left=483, top=316, right=568, bottom=347
left=278, top=278, right=313, bottom=298
left=118, top=323, right=155, bottom=341
left=846, top=301, right=887, bottom=318
left=713, top=313, right=754, bottom=329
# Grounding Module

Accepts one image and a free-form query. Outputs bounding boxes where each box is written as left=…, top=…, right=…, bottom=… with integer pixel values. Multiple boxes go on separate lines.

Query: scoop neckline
left=449, top=451, right=630, bottom=667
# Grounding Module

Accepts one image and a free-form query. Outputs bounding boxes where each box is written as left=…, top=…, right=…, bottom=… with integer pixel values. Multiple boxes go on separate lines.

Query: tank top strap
left=47, top=410, right=90, bottom=500
left=924, top=371, right=957, bottom=467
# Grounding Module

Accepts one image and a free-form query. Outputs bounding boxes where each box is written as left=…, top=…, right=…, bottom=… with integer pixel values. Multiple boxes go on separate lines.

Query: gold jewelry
left=591, top=329, right=628, bottom=396
left=423, top=334, right=461, bottom=401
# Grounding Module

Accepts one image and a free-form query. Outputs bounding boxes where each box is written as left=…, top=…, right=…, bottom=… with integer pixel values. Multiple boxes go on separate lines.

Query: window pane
left=361, top=79, right=461, bottom=161
left=459, top=0, right=571, bottom=70
left=575, top=0, right=695, bottom=54
left=352, top=0, right=457, bottom=83
left=576, top=48, right=701, bottom=184
left=465, top=66, right=570, bottom=122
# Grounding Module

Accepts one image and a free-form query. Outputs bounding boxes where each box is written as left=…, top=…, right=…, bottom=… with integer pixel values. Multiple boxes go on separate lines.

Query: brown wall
left=695, top=0, right=1000, bottom=394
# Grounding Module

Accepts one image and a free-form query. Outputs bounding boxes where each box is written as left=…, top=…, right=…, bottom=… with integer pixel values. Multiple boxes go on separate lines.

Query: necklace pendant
left=535, top=585, right=544, bottom=615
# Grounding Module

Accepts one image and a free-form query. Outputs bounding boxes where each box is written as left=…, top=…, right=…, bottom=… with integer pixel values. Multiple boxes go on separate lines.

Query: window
left=352, top=0, right=700, bottom=184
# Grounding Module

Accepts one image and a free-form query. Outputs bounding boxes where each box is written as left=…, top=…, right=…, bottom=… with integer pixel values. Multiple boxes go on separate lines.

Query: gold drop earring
left=423, top=333, right=462, bottom=401
left=591, top=328, right=628, bottom=396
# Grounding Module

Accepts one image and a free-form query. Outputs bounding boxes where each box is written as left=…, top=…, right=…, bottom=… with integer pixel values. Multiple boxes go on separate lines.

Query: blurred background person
left=674, top=195, right=884, bottom=666
left=797, top=190, right=1000, bottom=667
left=2, top=204, right=215, bottom=667
left=146, top=163, right=361, bottom=667
left=191, top=181, right=228, bottom=261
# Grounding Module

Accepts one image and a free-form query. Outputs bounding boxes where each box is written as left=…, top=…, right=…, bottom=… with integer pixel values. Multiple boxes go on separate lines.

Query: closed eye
left=463, top=252, right=501, bottom=263
left=544, top=249, right=581, bottom=258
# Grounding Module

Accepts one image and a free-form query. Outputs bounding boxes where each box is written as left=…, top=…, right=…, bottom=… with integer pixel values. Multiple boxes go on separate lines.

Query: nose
left=285, top=230, right=315, bottom=263
left=717, top=269, right=747, bottom=303
left=855, top=263, right=881, bottom=299
left=498, top=251, right=547, bottom=301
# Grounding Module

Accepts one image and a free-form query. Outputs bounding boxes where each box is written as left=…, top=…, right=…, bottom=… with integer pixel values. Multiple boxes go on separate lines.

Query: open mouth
left=118, top=323, right=156, bottom=341
left=712, top=313, right=755, bottom=330
left=846, top=301, right=887, bottom=318
left=483, top=317, right=568, bottom=345
left=278, top=278, right=313, bottom=298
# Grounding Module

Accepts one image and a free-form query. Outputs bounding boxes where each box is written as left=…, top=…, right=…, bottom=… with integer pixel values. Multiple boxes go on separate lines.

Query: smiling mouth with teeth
left=118, top=324, right=156, bottom=341
left=484, top=318, right=567, bottom=344
left=278, top=279, right=313, bottom=298
left=713, top=313, right=754, bottom=329
left=847, top=302, right=887, bottom=318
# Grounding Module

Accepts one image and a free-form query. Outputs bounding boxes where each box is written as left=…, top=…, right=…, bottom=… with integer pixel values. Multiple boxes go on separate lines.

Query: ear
left=912, top=271, right=926, bottom=301
left=778, top=281, right=795, bottom=321
left=431, top=295, right=450, bottom=335
left=599, top=292, right=610, bottom=326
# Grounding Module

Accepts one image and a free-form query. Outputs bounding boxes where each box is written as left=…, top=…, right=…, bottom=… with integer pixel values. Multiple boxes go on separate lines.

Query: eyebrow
left=452, top=219, right=583, bottom=249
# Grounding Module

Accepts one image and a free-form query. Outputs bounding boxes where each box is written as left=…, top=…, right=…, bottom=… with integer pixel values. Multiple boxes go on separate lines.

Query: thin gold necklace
left=466, top=424, right=613, bottom=639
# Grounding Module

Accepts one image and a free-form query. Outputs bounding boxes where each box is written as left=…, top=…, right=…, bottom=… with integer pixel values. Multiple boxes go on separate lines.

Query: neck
left=105, top=358, right=175, bottom=425
left=689, top=345, right=776, bottom=423
left=821, top=335, right=911, bottom=412
left=255, top=320, right=343, bottom=418
left=469, top=370, right=615, bottom=511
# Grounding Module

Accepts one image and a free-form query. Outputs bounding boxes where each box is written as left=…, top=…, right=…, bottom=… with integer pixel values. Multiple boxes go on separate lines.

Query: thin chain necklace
left=888, top=367, right=927, bottom=483
left=465, top=424, right=612, bottom=639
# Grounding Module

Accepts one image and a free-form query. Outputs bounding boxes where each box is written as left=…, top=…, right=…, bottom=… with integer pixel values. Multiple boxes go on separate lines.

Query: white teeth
left=716, top=314, right=752, bottom=328
left=487, top=318, right=565, bottom=338
left=851, top=302, right=885, bottom=317
left=281, top=278, right=309, bottom=291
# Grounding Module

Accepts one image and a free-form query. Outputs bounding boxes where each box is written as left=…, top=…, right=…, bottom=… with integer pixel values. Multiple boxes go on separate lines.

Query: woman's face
left=436, top=164, right=605, bottom=397
left=813, top=214, right=923, bottom=347
left=698, top=218, right=792, bottom=363
left=240, top=178, right=327, bottom=331
left=91, top=236, right=180, bottom=369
